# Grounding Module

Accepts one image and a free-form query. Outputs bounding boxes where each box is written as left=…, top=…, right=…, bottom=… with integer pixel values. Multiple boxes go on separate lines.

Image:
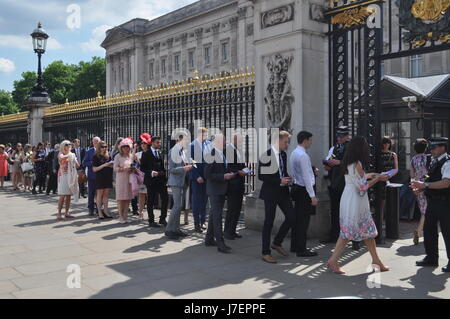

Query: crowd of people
left=0, top=126, right=449, bottom=274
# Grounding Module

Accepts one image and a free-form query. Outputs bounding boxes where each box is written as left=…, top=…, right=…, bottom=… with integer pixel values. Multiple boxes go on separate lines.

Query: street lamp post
left=30, top=22, right=49, bottom=98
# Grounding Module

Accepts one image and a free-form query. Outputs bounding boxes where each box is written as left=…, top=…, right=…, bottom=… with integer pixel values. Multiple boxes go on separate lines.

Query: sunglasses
left=100, top=146, right=107, bottom=149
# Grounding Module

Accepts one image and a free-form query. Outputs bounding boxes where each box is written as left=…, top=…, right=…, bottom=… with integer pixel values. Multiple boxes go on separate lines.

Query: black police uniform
left=417, top=137, right=450, bottom=272
left=423, top=155, right=450, bottom=264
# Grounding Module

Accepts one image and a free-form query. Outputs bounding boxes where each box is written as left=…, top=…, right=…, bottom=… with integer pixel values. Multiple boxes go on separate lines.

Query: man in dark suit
left=204, top=134, right=236, bottom=253
left=45, top=144, right=59, bottom=195
left=72, top=139, right=86, bottom=198
left=189, top=127, right=211, bottom=233
left=258, top=130, right=295, bottom=263
left=224, top=133, right=248, bottom=240
left=141, top=136, right=169, bottom=228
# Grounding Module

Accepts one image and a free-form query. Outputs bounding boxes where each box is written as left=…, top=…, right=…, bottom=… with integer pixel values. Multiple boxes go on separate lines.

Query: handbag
left=21, top=162, right=34, bottom=172
left=78, top=170, right=88, bottom=184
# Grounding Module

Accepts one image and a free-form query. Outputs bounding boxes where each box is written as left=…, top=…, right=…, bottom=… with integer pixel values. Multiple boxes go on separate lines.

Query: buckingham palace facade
left=101, top=0, right=255, bottom=95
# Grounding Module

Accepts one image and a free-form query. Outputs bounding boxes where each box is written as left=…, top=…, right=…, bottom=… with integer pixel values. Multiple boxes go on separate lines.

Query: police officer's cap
left=336, top=126, right=350, bottom=137
left=429, top=137, right=448, bottom=149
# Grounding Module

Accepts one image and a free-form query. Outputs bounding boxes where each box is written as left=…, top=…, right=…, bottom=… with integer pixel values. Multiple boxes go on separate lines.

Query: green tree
left=11, top=71, right=37, bottom=110
left=42, top=60, right=78, bottom=104
left=0, top=90, right=19, bottom=115
left=70, top=57, right=106, bottom=101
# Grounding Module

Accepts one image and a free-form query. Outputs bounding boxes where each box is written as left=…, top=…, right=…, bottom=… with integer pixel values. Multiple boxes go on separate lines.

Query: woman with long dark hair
left=327, top=136, right=390, bottom=274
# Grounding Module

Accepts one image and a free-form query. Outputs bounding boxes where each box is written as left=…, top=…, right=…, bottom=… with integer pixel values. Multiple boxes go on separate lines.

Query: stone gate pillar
left=24, top=96, right=51, bottom=146
left=244, top=0, right=330, bottom=239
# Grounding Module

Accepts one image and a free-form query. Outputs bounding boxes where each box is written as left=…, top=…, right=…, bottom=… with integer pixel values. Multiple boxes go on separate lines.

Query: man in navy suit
left=258, top=130, right=295, bottom=263
left=189, top=127, right=211, bottom=233
left=82, top=136, right=100, bottom=216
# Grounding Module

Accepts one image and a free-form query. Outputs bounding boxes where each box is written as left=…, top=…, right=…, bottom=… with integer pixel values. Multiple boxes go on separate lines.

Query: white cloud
left=80, top=24, right=111, bottom=52
left=0, top=35, right=63, bottom=50
left=0, top=58, right=15, bottom=73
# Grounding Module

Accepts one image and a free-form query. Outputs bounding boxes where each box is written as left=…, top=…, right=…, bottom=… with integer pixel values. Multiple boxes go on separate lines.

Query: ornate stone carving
left=167, top=37, right=174, bottom=49
left=153, top=42, right=161, bottom=50
left=212, top=22, right=220, bottom=34
left=238, top=6, right=247, bottom=20
left=246, top=23, right=254, bottom=36
left=264, top=53, right=294, bottom=131
left=310, top=4, right=326, bottom=23
left=261, top=3, right=294, bottom=29
left=229, top=16, right=239, bottom=29
left=194, top=27, right=203, bottom=39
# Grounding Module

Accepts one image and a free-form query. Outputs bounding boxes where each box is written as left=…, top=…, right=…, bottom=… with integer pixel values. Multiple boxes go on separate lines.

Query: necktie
left=279, top=152, right=284, bottom=178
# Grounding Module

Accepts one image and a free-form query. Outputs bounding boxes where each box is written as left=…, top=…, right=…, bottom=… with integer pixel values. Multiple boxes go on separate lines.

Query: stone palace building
left=102, top=0, right=450, bottom=96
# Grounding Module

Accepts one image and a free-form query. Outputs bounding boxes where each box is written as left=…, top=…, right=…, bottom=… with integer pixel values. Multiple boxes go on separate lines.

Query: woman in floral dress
left=21, top=144, right=34, bottom=192
left=327, top=136, right=390, bottom=274
left=410, top=138, right=429, bottom=245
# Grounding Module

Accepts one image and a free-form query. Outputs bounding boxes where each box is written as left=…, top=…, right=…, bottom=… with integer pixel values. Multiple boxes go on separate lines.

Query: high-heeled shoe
left=372, top=263, right=390, bottom=272
left=327, top=261, right=346, bottom=274
left=413, top=231, right=419, bottom=245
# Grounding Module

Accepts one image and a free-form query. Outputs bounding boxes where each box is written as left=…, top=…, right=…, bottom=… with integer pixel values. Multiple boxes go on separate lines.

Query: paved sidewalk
left=0, top=183, right=448, bottom=299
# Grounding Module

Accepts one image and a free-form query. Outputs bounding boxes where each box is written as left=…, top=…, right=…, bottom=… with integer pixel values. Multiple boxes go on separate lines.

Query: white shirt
left=435, top=153, right=450, bottom=179
left=271, top=146, right=282, bottom=178
left=290, top=145, right=316, bottom=198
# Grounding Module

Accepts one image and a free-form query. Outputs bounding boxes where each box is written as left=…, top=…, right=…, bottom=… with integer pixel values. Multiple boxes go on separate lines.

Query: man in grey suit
left=166, top=133, right=194, bottom=240
left=204, top=134, right=236, bottom=253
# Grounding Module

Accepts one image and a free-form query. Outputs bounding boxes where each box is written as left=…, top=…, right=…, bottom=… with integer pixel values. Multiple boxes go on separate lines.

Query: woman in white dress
left=327, top=136, right=390, bottom=274
left=57, top=140, right=80, bottom=220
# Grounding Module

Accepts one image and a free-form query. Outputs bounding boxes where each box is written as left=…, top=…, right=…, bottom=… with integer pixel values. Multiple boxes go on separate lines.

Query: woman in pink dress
left=0, top=144, right=9, bottom=188
left=410, top=138, right=429, bottom=245
left=114, top=138, right=134, bottom=224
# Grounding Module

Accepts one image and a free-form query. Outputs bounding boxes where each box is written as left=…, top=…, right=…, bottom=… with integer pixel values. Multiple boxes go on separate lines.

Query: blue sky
left=0, top=0, right=197, bottom=92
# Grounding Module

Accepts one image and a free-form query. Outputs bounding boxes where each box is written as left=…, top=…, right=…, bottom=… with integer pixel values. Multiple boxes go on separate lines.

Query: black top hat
left=336, top=126, right=350, bottom=137
left=429, top=137, right=448, bottom=149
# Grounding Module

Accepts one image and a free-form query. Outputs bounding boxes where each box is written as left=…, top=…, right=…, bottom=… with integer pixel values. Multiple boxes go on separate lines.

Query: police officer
left=411, top=137, right=450, bottom=273
left=322, top=126, right=351, bottom=243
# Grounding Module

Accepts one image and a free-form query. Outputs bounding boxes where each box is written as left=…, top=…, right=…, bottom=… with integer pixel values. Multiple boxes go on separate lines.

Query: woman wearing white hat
left=57, top=140, right=80, bottom=220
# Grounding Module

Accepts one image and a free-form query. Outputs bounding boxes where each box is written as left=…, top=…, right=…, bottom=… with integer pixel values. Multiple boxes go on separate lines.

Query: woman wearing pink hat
left=114, top=138, right=134, bottom=223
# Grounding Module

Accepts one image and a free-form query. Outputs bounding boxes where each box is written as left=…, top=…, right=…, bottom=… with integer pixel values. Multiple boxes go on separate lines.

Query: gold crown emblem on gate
left=411, top=0, right=450, bottom=23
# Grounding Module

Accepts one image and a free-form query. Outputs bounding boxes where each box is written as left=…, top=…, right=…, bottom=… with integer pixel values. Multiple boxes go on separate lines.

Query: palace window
left=161, top=58, right=167, bottom=76
left=409, top=55, right=423, bottom=78
left=188, top=49, right=195, bottom=69
left=204, top=45, right=211, bottom=66
left=149, top=61, right=154, bottom=80
left=174, top=54, right=180, bottom=73
left=432, top=121, right=449, bottom=138
left=221, top=41, right=229, bottom=63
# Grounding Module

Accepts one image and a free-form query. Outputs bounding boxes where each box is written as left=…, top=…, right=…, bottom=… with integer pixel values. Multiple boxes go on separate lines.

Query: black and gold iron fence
left=0, top=68, right=256, bottom=193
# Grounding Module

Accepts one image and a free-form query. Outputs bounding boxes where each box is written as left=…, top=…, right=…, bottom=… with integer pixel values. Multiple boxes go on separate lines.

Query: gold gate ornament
left=331, top=6, right=376, bottom=28
left=411, top=0, right=450, bottom=23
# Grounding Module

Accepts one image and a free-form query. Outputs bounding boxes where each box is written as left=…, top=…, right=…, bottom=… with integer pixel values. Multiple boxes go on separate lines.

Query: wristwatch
left=424, top=182, right=430, bottom=189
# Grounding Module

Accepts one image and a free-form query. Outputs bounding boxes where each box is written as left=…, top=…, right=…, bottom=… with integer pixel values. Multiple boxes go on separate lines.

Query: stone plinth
left=244, top=0, right=330, bottom=239
left=23, top=96, right=51, bottom=146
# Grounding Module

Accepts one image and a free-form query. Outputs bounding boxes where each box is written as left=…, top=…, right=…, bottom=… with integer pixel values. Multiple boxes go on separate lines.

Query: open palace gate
left=325, top=0, right=450, bottom=241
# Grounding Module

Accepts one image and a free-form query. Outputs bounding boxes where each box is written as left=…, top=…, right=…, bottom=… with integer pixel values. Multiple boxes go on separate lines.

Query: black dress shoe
left=31, top=190, right=37, bottom=195
left=416, top=258, right=439, bottom=267
left=159, top=220, right=167, bottom=227
left=217, top=246, right=231, bottom=254
left=320, top=238, right=336, bottom=244
left=176, top=230, right=188, bottom=237
left=205, top=240, right=217, bottom=247
left=164, top=231, right=180, bottom=240
left=296, top=249, right=318, bottom=257
left=195, top=224, right=203, bottom=233
left=233, top=233, right=242, bottom=239
left=223, top=233, right=235, bottom=240
left=442, top=263, right=450, bottom=273
left=88, top=210, right=95, bottom=216
left=149, top=222, right=161, bottom=228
